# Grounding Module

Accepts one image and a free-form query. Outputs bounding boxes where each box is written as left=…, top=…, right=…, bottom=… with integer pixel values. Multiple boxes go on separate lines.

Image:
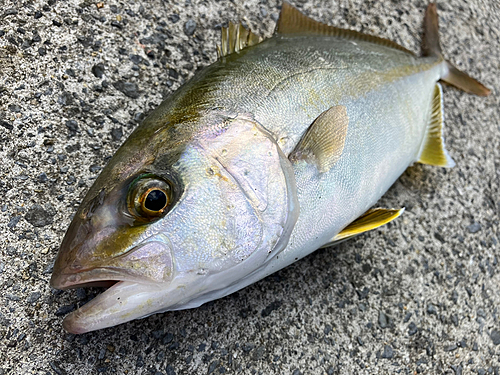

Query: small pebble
left=381, top=345, right=394, bottom=359
left=408, top=322, right=418, bottom=336
left=427, top=304, right=437, bottom=315
left=208, top=360, right=220, bottom=374
left=378, top=311, right=388, bottom=328
left=261, top=300, right=281, bottom=317
left=111, top=128, right=123, bottom=141
left=25, top=205, right=54, bottom=227
left=130, top=54, right=143, bottom=65
left=184, top=19, right=197, bottom=36
left=169, top=14, right=180, bottom=23
left=444, top=343, right=457, bottom=352
left=55, top=304, right=76, bottom=316
left=490, top=329, right=500, bottom=345
left=113, top=81, right=140, bottom=98
left=92, top=63, right=105, bottom=78
left=162, top=332, right=174, bottom=345
left=27, top=291, right=41, bottom=304
left=467, top=222, right=481, bottom=233
left=4, top=8, right=18, bottom=16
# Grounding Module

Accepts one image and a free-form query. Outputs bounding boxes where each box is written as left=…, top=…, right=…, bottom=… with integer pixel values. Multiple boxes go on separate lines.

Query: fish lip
left=61, top=280, right=131, bottom=334
left=54, top=271, right=165, bottom=334
left=51, top=234, right=174, bottom=290
left=61, top=279, right=167, bottom=334
left=62, top=280, right=126, bottom=334
left=50, top=267, right=133, bottom=290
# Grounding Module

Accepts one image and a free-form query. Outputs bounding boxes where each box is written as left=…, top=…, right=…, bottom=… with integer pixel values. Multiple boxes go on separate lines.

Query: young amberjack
left=50, top=2, right=490, bottom=333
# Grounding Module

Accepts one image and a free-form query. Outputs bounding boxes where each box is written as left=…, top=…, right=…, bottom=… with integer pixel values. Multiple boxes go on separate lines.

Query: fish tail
left=422, top=3, right=491, bottom=96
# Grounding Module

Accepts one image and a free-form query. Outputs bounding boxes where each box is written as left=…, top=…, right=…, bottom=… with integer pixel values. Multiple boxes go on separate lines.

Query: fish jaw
left=51, top=233, right=179, bottom=334
left=62, top=281, right=163, bottom=334
left=61, top=276, right=208, bottom=333
left=60, top=242, right=281, bottom=334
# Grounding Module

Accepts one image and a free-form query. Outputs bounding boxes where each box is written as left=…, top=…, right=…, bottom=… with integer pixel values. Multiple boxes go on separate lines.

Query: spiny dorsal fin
left=321, top=208, right=405, bottom=248
left=418, top=83, right=455, bottom=167
left=217, top=22, right=263, bottom=59
left=276, top=2, right=415, bottom=56
left=289, top=105, right=349, bottom=173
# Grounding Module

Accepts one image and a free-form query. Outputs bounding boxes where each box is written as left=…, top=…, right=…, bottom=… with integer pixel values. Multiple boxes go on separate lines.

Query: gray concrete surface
left=0, top=0, right=498, bottom=373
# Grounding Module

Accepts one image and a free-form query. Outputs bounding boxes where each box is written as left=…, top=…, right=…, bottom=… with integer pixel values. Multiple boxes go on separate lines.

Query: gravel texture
left=0, top=0, right=498, bottom=374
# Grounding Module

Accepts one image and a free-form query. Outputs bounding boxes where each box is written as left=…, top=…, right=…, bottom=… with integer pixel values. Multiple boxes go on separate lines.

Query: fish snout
left=51, top=207, right=175, bottom=289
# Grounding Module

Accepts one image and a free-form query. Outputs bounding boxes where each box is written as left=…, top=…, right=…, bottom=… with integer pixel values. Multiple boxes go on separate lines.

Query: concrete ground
left=0, top=0, right=498, bottom=373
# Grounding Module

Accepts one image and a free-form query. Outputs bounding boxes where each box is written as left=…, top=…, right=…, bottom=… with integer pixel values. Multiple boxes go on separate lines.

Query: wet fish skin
left=50, top=3, right=490, bottom=333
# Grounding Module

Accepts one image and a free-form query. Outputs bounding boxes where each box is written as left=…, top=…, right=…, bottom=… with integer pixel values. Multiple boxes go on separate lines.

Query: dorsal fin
left=217, top=22, right=263, bottom=59
left=276, top=2, right=415, bottom=56
left=417, top=83, right=455, bottom=167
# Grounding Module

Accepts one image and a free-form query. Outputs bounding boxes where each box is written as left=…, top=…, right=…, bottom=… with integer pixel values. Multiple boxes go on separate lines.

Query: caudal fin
left=423, top=3, right=491, bottom=96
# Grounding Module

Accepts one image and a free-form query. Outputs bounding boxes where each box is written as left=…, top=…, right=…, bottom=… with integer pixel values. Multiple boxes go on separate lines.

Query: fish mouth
left=60, top=279, right=161, bottom=334
left=52, top=268, right=171, bottom=334
left=50, top=238, right=176, bottom=334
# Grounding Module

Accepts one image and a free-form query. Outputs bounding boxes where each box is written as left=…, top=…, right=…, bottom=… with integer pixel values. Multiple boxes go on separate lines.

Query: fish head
left=50, top=111, right=298, bottom=333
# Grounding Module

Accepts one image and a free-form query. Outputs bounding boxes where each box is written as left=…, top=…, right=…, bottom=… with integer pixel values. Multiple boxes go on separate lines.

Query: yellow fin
left=217, top=22, right=263, bottom=59
left=289, top=105, right=349, bottom=173
left=276, top=2, right=414, bottom=56
left=418, top=84, right=455, bottom=168
left=322, top=208, right=405, bottom=247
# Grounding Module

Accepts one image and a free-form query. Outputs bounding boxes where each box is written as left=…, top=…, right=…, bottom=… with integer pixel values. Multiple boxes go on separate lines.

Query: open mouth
left=56, top=278, right=163, bottom=334
left=69, top=280, right=119, bottom=289
left=51, top=267, right=163, bottom=334
left=50, top=237, right=176, bottom=334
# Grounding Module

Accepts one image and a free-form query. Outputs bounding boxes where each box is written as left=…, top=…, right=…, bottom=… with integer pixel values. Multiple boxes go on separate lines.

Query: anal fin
left=417, top=83, right=455, bottom=168
left=321, top=208, right=405, bottom=248
left=289, top=105, right=349, bottom=173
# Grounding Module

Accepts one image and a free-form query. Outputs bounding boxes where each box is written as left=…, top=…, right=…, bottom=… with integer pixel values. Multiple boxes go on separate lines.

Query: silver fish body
left=174, top=35, right=445, bottom=294
left=50, top=3, right=489, bottom=333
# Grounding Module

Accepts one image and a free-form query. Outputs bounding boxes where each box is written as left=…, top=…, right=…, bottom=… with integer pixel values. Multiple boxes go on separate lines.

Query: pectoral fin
left=289, top=105, right=349, bottom=173
left=321, top=208, right=405, bottom=248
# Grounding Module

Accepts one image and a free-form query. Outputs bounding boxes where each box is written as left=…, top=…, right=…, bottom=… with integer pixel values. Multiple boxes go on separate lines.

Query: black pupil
left=144, top=190, right=167, bottom=211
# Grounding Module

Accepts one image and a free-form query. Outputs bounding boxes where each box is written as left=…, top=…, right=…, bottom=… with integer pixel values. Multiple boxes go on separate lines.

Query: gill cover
left=197, top=114, right=299, bottom=264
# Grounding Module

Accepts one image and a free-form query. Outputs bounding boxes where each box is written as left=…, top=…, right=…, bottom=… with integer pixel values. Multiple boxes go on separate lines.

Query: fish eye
left=144, top=189, right=168, bottom=211
left=128, top=175, right=173, bottom=219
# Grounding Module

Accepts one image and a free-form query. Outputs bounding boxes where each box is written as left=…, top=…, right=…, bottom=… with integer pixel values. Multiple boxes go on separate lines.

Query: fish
left=50, top=2, right=490, bottom=334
